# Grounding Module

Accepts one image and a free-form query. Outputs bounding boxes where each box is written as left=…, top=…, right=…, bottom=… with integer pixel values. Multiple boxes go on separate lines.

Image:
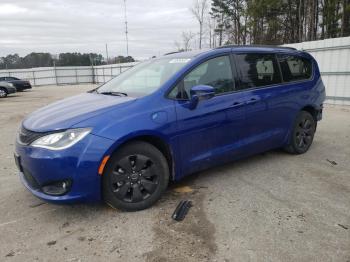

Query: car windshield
left=97, top=57, right=191, bottom=96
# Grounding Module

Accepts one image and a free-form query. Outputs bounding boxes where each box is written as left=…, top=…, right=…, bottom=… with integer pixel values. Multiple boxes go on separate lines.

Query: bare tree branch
left=190, top=0, right=208, bottom=49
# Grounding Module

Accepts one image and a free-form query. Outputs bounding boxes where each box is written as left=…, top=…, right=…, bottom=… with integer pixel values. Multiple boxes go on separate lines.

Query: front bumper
left=15, top=84, right=32, bottom=91
left=15, top=133, right=114, bottom=204
left=7, top=86, right=16, bottom=94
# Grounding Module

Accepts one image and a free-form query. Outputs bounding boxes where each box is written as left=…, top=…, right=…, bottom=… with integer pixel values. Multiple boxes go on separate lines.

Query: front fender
left=72, top=96, right=181, bottom=179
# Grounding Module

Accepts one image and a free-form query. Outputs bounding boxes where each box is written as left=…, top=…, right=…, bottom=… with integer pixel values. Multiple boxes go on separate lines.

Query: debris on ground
left=29, top=201, right=46, bottom=208
left=338, top=224, right=348, bottom=230
left=5, top=251, right=15, bottom=257
left=173, top=186, right=193, bottom=193
left=172, top=200, right=192, bottom=221
left=62, top=222, right=70, bottom=228
left=326, top=159, right=338, bottom=166
left=78, top=236, right=86, bottom=241
left=297, top=213, right=306, bottom=222
left=47, top=240, right=57, bottom=246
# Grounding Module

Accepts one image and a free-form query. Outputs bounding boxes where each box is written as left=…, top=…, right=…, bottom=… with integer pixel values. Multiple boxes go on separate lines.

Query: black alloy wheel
left=110, top=154, right=159, bottom=202
left=284, top=111, right=316, bottom=154
left=295, top=118, right=313, bottom=149
left=103, top=141, right=169, bottom=211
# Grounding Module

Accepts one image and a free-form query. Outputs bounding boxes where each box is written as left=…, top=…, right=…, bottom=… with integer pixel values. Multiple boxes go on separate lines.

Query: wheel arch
left=301, top=105, right=317, bottom=122
left=104, top=132, right=176, bottom=181
left=0, top=86, right=8, bottom=93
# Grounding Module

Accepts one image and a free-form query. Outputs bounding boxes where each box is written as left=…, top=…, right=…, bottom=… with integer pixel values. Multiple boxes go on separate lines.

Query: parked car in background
left=0, top=77, right=32, bottom=91
left=15, top=46, right=325, bottom=211
left=0, top=81, right=16, bottom=98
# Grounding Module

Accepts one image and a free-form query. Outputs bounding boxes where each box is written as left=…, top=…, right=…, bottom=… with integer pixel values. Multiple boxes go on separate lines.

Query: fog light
left=41, top=180, right=72, bottom=196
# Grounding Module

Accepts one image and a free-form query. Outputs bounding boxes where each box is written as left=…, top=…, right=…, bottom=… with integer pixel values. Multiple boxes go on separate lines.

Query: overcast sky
left=0, top=0, right=199, bottom=59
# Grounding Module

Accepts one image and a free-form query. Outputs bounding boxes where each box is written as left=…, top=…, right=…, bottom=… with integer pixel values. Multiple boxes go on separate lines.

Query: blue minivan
left=15, top=46, right=325, bottom=211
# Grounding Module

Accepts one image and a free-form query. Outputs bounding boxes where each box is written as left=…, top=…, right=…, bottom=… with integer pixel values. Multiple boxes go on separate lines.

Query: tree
left=175, top=31, right=196, bottom=51
left=207, top=16, right=216, bottom=47
left=191, top=0, right=209, bottom=49
left=23, top=53, right=53, bottom=68
left=208, top=0, right=350, bottom=46
left=211, top=0, right=228, bottom=46
left=341, top=0, right=350, bottom=35
left=57, top=53, right=104, bottom=66
left=0, top=52, right=135, bottom=69
left=0, top=54, right=22, bottom=69
left=113, top=56, right=135, bottom=63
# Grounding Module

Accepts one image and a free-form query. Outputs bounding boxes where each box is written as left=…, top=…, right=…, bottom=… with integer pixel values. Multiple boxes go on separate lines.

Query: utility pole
left=123, top=0, right=129, bottom=57
left=105, top=43, right=109, bottom=64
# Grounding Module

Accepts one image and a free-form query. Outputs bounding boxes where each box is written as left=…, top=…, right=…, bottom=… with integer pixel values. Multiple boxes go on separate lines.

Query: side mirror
left=189, top=85, right=215, bottom=109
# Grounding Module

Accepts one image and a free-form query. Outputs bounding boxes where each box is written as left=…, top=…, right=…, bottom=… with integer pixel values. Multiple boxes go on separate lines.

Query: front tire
left=102, top=141, right=169, bottom=211
left=0, top=88, right=8, bottom=98
left=284, top=111, right=316, bottom=154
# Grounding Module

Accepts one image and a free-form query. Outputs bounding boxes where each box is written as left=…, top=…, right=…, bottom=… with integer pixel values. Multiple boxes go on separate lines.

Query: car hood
left=23, top=93, right=136, bottom=132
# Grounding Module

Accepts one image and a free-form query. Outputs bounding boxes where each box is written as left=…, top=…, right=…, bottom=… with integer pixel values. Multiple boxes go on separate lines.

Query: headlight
left=31, top=128, right=91, bottom=150
left=8, top=83, right=14, bottom=87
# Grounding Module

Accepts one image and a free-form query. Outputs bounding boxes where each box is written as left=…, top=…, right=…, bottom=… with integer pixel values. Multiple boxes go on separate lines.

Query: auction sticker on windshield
left=169, top=58, right=191, bottom=64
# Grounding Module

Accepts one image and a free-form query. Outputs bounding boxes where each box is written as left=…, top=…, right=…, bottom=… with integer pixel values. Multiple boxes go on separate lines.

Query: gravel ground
left=0, top=85, right=349, bottom=262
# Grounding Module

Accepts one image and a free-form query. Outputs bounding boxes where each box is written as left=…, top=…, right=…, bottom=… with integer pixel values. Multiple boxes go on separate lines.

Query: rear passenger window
left=278, top=55, right=312, bottom=82
left=235, top=53, right=281, bottom=89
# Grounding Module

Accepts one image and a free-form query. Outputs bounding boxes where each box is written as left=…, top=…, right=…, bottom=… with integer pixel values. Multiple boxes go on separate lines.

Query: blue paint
left=15, top=46, right=325, bottom=204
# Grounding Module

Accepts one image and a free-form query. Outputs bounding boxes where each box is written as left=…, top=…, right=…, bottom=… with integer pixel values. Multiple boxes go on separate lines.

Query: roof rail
left=215, top=45, right=297, bottom=50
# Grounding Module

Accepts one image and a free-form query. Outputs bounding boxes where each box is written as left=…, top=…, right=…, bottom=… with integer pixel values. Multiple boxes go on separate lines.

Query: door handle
left=229, top=101, right=245, bottom=108
left=245, top=98, right=260, bottom=105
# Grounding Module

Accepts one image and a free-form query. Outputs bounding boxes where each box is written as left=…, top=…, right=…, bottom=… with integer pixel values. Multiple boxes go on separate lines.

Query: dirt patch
left=145, top=182, right=217, bottom=262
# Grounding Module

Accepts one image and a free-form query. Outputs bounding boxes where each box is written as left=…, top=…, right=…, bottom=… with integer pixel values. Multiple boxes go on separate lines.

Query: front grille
left=18, top=126, right=49, bottom=145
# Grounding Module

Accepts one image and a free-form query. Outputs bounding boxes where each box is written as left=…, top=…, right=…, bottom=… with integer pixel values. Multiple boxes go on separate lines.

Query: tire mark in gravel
left=145, top=183, right=217, bottom=262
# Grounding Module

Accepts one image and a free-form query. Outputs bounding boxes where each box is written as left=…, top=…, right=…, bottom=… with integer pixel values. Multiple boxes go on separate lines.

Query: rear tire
left=102, top=141, right=169, bottom=211
left=0, top=88, right=8, bottom=98
left=284, top=111, right=316, bottom=154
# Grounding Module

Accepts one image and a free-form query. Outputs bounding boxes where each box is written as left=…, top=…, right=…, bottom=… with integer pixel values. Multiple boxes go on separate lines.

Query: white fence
left=284, top=36, right=350, bottom=106
left=0, top=62, right=138, bottom=86
left=1, top=37, right=350, bottom=105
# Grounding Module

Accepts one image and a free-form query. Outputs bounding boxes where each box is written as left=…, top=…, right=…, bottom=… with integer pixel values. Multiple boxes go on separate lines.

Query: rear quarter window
left=278, top=54, right=312, bottom=82
left=235, top=53, right=282, bottom=90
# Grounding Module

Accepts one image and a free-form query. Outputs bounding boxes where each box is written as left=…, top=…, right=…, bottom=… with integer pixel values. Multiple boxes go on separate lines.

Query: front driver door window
left=169, top=55, right=235, bottom=99
left=184, top=55, right=235, bottom=97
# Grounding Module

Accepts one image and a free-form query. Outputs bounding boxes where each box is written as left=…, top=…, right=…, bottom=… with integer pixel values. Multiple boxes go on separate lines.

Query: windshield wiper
left=99, top=91, right=128, bottom=97
left=87, top=87, right=98, bottom=93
